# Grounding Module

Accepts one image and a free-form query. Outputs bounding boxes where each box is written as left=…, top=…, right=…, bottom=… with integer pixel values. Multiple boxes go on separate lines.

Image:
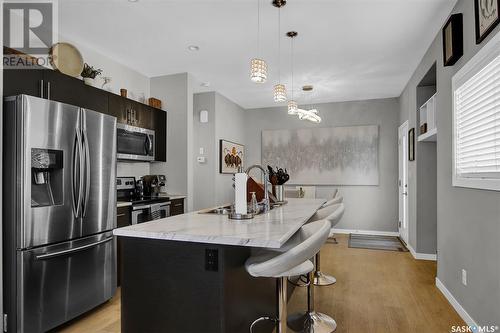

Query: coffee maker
left=141, top=175, right=166, bottom=197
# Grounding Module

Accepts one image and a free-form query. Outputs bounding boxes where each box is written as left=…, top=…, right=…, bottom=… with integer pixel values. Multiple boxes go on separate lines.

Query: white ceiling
left=59, top=0, right=456, bottom=109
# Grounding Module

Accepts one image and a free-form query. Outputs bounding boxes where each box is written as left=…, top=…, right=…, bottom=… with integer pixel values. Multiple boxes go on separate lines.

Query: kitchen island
left=113, top=198, right=326, bottom=333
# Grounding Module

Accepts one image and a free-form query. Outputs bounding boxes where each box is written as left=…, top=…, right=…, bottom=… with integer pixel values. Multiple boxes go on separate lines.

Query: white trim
left=406, top=243, right=437, bottom=261
left=331, top=228, right=399, bottom=237
left=435, top=278, right=478, bottom=327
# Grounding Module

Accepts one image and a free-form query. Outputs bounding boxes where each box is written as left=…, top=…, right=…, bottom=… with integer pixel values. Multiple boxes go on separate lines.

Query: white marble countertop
left=117, top=201, right=132, bottom=208
left=113, top=198, right=326, bottom=248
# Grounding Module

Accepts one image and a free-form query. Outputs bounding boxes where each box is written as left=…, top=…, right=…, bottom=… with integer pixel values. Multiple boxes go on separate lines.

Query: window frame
left=452, top=30, right=500, bottom=191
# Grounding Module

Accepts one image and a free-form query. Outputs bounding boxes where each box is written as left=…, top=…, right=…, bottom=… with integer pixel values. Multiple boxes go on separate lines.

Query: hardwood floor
left=58, top=234, right=464, bottom=333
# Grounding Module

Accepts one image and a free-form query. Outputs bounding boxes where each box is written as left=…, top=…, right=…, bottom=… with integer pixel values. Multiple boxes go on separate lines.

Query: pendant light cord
left=257, top=0, right=261, bottom=57
left=291, top=36, right=294, bottom=100
left=278, top=9, right=281, bottom=83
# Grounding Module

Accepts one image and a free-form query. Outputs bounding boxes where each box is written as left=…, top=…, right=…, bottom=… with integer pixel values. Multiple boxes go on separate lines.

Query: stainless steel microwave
left=117, top=123, right=155, bottom=161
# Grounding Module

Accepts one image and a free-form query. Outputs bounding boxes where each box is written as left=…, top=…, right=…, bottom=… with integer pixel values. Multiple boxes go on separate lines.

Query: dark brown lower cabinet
left=116, top=205, right=131, bottom=286
left=170, top=198, right=184, bottom=216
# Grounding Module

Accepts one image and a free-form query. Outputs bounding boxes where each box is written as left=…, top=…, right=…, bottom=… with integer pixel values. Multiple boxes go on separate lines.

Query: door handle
left=117, top=213, right=126, bottom=217
left=145, top=135, right=153, bottom=155
left=82, top=127, right=91, bottom=217
left=46, top=81, right=51, bottom=100
left=39, top=80, right=44, bottom=98
left=403, top=192, right=408, bottom=196
left=72, top=128, right=84, bottom=218
left=35, top=236, right=113, bottom=260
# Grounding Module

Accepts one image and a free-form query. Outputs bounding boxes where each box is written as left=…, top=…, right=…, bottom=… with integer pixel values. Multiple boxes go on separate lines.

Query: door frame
left=398, top=121, right=409, bottom=244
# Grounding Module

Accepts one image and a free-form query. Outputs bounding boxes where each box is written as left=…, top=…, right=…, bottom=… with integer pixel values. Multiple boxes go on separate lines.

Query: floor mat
left=348, top=234, right=408, bottom=252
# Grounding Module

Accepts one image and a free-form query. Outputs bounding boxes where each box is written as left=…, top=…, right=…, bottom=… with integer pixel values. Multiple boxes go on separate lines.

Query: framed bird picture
left=475, top=0, right=500, bottom=44
left=219, top=139, right=244, bottom=174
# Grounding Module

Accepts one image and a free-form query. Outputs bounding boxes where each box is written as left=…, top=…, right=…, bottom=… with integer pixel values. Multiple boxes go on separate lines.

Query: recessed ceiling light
left=128, top=0, right=139, bottom=2
left=201, top=82, right=210, bottom=87
left=188, top=45, right=200, bottom=51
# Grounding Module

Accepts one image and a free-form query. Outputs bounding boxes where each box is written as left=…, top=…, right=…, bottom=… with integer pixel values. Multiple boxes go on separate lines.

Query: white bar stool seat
left=245, top=219, right=333, bottom=333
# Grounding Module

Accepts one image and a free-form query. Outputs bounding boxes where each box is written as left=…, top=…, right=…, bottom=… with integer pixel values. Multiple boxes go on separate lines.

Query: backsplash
left=117, top=162, right=151, bottom=180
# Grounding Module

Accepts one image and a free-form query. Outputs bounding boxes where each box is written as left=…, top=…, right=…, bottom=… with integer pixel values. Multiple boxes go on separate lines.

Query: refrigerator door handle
left=35, top=236, right=114, bottom=260
left=72, top=128, right=84, bottom=218
left=82, top=127, right=91, bottom=217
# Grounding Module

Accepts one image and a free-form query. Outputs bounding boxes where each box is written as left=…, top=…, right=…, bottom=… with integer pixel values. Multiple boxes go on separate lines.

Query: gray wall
left=400, top=74, right=438, bottom=255
left=192, top=92, right=246, bottom=209
left=400, top=0, right=500, bottom=324
left=193, top=92, right=216, bottom=210
left=245, top=98, right=399, bottom=233
left=150, top=73, right=194, bottom=210
left=214, top=93, right=246, bottom=205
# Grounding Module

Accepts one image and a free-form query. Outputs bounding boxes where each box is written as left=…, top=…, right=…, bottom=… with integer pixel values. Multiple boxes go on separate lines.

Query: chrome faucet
left=245, top=164, right=270, bottom=212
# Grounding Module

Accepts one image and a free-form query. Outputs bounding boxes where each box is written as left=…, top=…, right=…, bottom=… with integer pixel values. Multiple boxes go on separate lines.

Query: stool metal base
left=287, top=311, right=337, bottom=333
left=313, top=271, right=337, bottom=286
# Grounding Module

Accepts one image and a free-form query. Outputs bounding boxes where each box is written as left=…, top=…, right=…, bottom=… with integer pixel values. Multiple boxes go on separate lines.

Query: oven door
left=131, top=202, right=170, bottom=224
left=116, top=123, right=155, bottom=161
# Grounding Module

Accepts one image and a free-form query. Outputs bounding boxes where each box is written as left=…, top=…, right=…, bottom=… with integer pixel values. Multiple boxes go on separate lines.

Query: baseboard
left=406, top=243, right=437, bottom=261
left=331, top=228, right=399, bottom=237
left=436, top=278, right=478, bottom=327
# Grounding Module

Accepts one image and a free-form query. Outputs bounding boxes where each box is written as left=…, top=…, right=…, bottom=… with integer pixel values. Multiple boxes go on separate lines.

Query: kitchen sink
left=198, top=202, right=283, bottom=216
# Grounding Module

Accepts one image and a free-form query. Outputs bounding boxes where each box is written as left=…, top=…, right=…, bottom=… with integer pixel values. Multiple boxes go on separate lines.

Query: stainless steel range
left=3, top=95, right=117, bottom=332
left=117, top=176, right=171, bottom=224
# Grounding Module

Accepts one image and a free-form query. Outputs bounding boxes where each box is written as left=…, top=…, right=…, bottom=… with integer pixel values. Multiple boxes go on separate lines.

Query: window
left=453, top=31, right=500, bottom=191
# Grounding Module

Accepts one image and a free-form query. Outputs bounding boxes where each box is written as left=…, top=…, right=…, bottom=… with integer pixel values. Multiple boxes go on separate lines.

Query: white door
left=398, top=121, right=409, bottom=244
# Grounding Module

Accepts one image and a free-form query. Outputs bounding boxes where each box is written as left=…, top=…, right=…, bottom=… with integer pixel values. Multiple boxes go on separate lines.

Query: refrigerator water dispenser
left=31, top=148, right=63, bottom=207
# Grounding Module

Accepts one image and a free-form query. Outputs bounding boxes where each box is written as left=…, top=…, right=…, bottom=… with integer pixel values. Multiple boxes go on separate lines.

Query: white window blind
left=455, top=54, right=500, bottom=179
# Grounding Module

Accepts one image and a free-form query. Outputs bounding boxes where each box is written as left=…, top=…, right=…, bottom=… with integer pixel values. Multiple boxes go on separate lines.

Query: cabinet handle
left=117, top=213, right=126, bottom=217
left=46, top=81, right=51, bottom=100
left=174, top=204, right=183, bottom=207
left=40, top=80, right=44, bottom=98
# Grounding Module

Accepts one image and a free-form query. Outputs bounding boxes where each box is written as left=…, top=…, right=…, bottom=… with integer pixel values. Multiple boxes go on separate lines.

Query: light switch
left=199, top=147, right=204, bottom=155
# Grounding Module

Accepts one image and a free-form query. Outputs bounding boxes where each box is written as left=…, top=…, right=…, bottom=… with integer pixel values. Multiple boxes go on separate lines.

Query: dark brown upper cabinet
left=108, top=94, right=153, bottom=130
left=3, top=67, right=167, bottom=162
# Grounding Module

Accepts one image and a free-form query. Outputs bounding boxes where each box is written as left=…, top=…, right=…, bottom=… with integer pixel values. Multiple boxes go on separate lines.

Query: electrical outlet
left=205, top=249, right=218, bottom=271
left=462, top=269, right=467, bottom=286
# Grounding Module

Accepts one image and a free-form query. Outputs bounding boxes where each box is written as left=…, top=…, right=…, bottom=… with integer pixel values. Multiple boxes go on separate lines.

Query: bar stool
left=245, top=219, right=332, bottom=333
left=321, top=193, right=343, bottom=209
left=287, top=219, right=338, bottom=333
left=313, top=204, right=344, bottom=286
left=287, top=203, right=344, bottom=287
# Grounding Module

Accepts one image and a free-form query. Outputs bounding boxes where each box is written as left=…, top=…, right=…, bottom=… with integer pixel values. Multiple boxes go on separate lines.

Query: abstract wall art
left=262, top=125, right=379, bottom=185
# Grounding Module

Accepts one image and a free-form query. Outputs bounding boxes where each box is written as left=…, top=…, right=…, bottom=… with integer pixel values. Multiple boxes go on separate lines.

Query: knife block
left=247, top=177, right=277, bottom=203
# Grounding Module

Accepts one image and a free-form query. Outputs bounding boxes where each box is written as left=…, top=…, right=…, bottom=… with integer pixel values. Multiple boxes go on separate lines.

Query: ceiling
left=59, top=0, right=456, bottom=109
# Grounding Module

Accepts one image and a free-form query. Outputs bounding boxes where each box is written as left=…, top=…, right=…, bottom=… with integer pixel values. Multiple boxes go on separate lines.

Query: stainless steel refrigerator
left=3, top=95, right=117, bottom=332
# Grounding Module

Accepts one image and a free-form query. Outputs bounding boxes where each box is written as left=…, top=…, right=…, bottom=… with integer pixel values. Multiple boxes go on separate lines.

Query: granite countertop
left=113, top=198, right=326, bottom=248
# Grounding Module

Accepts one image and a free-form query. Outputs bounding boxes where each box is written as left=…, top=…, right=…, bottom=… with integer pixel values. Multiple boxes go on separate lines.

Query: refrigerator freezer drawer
left=15, top=232, right=116, bottom=333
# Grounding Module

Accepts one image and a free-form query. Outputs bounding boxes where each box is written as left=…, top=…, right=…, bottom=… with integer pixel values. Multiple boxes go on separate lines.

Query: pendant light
left=250, top=0, right=268, bottom=83
left=287, top=31, right=298, bottom=114
left=273, top=0, right=287, bottom=102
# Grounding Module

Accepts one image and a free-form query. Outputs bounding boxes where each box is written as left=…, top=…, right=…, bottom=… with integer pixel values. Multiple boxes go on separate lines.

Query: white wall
left=150, top=73, right=194, bottom=210
left=245, top=98, right=400, bottom=233
left=400, top=0, right=500, bottom=324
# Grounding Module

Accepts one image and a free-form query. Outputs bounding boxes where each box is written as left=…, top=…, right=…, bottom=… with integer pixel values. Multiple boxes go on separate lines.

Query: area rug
left=348, top=234, right=408, bottom=252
